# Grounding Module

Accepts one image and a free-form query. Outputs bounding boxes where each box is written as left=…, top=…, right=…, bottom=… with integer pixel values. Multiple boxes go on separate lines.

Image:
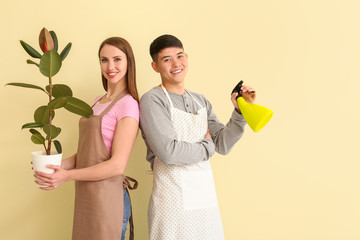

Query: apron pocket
left=181, top=170, right=218, bottom=211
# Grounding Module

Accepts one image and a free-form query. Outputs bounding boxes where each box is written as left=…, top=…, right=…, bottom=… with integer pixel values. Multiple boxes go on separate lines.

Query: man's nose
left=172, top=59, right=180, bottom=67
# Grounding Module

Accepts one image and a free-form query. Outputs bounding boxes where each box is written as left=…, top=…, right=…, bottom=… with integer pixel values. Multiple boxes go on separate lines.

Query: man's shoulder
left=140, top=86, right=166, bottom=104
left=186, top=89, right=209, bottom=105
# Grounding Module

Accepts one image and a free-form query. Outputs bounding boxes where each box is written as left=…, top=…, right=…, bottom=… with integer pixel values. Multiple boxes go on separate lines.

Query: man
left=140, top=34, right=255, bottom=239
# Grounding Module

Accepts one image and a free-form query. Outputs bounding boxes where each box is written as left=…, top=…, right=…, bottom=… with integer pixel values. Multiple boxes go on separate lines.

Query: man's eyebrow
left=161, top=52, right=184, bottom=60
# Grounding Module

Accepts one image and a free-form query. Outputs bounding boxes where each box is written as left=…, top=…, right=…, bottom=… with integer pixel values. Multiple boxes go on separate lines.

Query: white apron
left=148, top=86, right=225, bottom=240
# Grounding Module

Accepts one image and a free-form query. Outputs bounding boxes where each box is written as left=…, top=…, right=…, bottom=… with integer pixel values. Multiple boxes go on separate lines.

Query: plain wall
left=1, top=0, right=359, bottom=239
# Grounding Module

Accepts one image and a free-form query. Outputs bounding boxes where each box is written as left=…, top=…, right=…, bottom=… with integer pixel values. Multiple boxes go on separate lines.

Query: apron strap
left=123, top=176, right=138, bottom=240
left=161, top=85, right=174, bottom=108
left=123, top=176, right=138, bottom=190
left=99, top=89, right=129, bottom=117
left=185, top=89, right=204, bottom=108
left=161, top=85, right=204, bottom=109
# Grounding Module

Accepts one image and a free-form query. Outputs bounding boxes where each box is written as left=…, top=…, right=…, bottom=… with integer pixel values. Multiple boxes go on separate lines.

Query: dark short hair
left=149, top=34, right=183, bottom=62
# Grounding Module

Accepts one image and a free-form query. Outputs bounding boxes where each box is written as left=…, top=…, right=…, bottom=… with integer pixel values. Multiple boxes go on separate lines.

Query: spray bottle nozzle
left=231, top=80, right=244, bottom=98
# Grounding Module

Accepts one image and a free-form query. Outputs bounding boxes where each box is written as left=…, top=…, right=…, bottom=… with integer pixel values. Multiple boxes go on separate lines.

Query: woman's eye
left=101, top=59, right=107, bottom=63
left=115, top=58, right=121, bottom=62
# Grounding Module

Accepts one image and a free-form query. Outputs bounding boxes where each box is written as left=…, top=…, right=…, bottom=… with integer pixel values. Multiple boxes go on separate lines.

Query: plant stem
left=46, top=75, right=53, bottom=155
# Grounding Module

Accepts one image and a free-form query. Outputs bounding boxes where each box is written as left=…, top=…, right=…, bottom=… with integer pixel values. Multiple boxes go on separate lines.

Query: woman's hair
left=149, top=34, right=183, bottom=62
left=98, top=37, right=139, bottom=102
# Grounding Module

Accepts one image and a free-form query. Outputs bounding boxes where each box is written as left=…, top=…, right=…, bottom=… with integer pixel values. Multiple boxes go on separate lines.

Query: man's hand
left=231, top=85, right=256, bottom=114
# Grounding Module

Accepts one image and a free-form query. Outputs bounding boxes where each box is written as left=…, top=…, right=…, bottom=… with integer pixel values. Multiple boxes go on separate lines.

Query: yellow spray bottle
left=231, top=80, right=273, bottom=132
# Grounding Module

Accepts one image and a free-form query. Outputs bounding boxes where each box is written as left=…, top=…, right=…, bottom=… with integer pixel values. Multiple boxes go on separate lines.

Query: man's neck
left=161, top=82, right=185, bottom=95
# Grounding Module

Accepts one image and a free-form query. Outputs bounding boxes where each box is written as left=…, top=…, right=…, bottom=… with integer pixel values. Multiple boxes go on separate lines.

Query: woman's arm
left=61, top=153, right=77, bottom=170
left=34, top=117, right=138, bottom=190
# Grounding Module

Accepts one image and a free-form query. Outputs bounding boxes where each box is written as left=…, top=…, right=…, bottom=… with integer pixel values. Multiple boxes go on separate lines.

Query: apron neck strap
left=161, top=85, right=204, bottom=109
left=99, top=89, right=129, bottom=117
left=161, top=85, right=174, bottom=108
left=186, top=90, right=204, bottom=108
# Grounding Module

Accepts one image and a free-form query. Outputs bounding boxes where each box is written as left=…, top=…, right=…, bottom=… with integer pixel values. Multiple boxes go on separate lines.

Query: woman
left=34, top=37, right=139, bottom=240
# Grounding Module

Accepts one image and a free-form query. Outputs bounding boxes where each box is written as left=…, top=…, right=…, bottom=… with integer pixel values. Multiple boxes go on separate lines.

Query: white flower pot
left=32, top=151, right=62, bottom=187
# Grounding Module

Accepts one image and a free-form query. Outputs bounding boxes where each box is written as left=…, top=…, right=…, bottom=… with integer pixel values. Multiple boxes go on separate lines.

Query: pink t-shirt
left=92, top=94, right=139, bottom=153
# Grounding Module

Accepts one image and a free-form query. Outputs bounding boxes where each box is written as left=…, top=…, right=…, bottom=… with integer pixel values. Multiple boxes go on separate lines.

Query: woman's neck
left=101, top=81, right=127, bottom=103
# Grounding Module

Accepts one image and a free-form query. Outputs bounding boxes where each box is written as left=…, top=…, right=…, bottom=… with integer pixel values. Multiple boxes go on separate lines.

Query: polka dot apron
left=148, top=85, right=225, bottom=240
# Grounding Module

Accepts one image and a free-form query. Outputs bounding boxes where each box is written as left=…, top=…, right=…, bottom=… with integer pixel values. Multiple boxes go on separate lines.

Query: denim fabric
left=121, top=188, right=131, bottom=240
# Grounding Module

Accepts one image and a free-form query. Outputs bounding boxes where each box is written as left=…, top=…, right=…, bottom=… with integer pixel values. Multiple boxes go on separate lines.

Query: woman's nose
left=107, top=60, right=114, bottom=70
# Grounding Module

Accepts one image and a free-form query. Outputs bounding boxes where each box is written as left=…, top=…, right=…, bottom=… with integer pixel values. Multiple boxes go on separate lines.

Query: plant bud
left=39, top=28, right=54, bottom=53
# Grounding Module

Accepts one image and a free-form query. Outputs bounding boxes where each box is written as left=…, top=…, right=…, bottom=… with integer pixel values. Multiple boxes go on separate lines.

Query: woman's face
left=99, top=44, right=128, bottom=87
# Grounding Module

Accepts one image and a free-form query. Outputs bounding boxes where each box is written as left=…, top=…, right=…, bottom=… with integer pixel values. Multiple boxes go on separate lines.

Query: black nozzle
left=231, top=80, right=244, bottom=98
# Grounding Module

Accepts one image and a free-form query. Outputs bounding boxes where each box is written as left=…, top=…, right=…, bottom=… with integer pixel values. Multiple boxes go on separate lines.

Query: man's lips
left=171, top=69, right=182, bottom=74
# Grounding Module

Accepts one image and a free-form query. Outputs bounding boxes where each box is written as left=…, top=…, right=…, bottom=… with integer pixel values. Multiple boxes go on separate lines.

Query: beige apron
left=148, top=86, right=225, bottom=240
left=72, top=90, right=137, bottom=240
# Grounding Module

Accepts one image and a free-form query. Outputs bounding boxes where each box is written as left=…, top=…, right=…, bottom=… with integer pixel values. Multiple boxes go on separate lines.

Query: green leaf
left=34, top=106, right=47, bottom=123
left=46, top=84, right=73, bottom=98
left=64, top=97, right=93, bottom=116
left=39, top=50, right=62, bottom=77
left=20, top=40, right=42, bottom=59
left=31, top=133, right=45, bottom=145
left=53, top=140, right=62, bottom=154
left=60, top=42, right=72, bottom=61
left=48, top=97, right=67, bottom=109
left=22, top=122, right=44, bottom=129
left=49, top=31, right=58, bottom=51
left=5, top=82, right=48, bottom=95
left=43, top=124, right=61, bottom=139
left=34, top=106, right=55, bottom=124
left=29, top=129, right=42, bottom=135
left=26, top=59, right=39, bottom=67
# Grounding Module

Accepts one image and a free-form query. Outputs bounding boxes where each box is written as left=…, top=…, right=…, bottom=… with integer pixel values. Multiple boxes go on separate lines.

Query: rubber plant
left=6, top=27, right=93, bottom=155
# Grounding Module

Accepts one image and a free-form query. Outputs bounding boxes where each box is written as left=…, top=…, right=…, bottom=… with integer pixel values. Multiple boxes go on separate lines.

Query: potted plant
left=6, top=27, right=93, bottom=183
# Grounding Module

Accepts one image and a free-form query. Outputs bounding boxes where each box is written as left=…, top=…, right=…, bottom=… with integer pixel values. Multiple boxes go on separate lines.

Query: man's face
left=152, top=47, right=188, bottom=86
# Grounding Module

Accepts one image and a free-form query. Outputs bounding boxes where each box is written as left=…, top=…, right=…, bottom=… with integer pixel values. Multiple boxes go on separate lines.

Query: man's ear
left=151, top=61, right=160, bottom=73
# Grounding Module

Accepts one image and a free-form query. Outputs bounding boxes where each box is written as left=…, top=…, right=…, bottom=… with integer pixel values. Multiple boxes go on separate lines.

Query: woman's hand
left=34, top=165, right=70, bottom=190
left=231, top=85, right=256, bottom=113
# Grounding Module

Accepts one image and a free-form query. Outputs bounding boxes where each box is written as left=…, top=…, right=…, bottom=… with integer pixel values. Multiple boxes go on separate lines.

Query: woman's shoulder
left=110, top=94, right=139, bottom=121
left=114, top=94, right=139, bottom=107
left=93, top=95, right=104, bottom=104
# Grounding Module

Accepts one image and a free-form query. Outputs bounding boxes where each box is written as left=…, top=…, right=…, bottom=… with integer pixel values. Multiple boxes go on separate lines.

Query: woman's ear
left=151, top=61, right=160, bottom=73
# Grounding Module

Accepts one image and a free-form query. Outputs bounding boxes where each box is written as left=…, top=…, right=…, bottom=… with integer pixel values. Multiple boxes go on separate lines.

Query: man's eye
left=164, top=58, right=171, bottom=62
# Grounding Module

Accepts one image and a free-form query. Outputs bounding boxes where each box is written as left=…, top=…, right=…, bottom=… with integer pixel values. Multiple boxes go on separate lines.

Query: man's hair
left=150, top=34, right=183, bottom=62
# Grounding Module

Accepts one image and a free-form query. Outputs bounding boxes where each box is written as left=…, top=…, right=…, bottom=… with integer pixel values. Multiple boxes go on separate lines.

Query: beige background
left=1, top=0, right=359, bottom=239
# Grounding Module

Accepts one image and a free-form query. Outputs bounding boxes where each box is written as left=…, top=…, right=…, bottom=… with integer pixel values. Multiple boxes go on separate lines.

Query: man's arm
left=206, top=97, right=247, bottom=155
left=140, top=92, right=215, bottom=165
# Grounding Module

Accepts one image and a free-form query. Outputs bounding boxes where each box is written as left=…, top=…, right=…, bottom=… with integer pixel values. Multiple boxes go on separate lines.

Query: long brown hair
left=98, top=37, right=139, bottom=102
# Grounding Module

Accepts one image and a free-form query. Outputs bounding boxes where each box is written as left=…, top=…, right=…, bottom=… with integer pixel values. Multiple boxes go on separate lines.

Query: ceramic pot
left=32, top=151, right=62, bottom=187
